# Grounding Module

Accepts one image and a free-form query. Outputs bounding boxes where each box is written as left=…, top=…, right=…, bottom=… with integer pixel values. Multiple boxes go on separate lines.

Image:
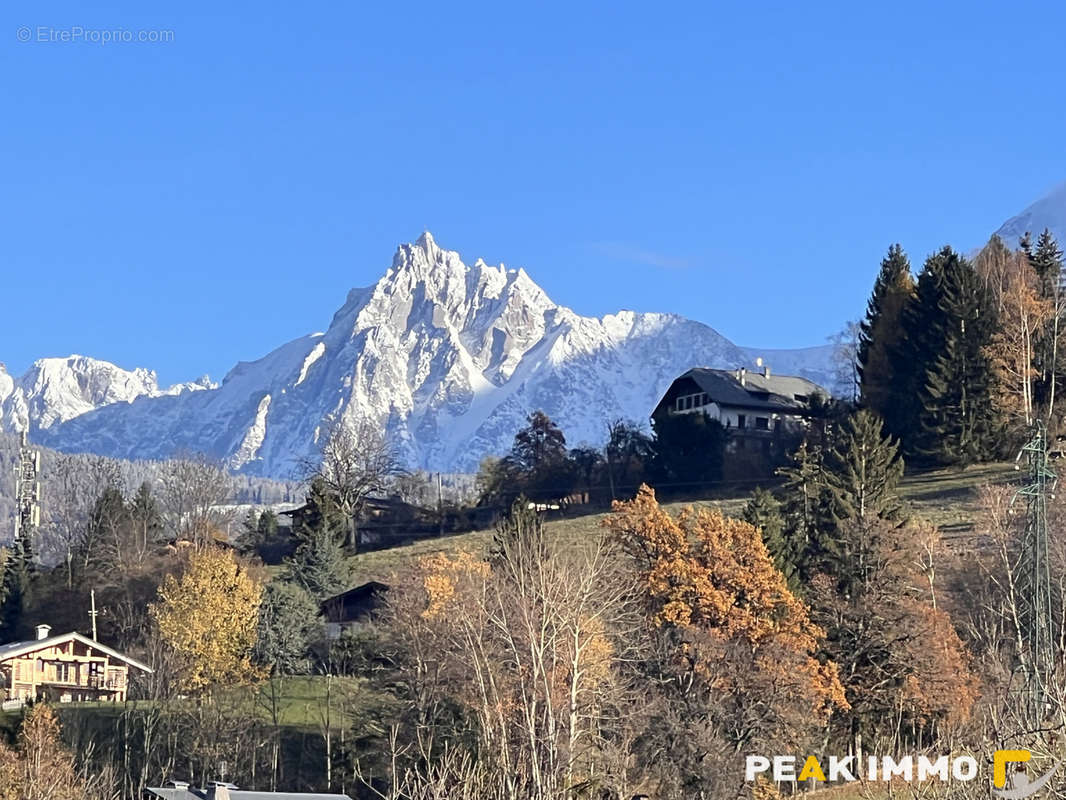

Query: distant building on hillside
left=146, top=782, right=353, bottom=800
left=0, top=624, right=152, bottom=707
left=320, top=581, right=389, bottom=639
left=652, top=364, right=829, bottom=463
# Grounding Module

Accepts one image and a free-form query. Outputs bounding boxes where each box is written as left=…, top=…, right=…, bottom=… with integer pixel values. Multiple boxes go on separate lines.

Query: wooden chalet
left=0, top=624, right=152, bottom=706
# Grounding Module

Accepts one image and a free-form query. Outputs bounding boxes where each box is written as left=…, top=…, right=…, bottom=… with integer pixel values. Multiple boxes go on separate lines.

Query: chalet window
left=737, top=414, right=746, bottom=428
left=794, top=394, right=808, bottom=402
left=755, top=417, right=769, bottom=430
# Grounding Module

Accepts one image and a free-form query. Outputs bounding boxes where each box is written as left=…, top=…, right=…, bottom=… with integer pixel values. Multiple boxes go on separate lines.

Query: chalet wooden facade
left=0, top=625, right=152, bottom=706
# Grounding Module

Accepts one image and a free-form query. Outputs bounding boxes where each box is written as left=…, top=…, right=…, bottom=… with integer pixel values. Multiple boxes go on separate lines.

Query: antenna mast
left=13, top=431, right=40, bottom=544
left=1015, top=421, right=1058, bottom=717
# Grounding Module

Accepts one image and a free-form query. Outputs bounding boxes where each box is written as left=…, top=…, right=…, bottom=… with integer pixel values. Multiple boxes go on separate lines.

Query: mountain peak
left=994, top=180, right=1066, bottom=248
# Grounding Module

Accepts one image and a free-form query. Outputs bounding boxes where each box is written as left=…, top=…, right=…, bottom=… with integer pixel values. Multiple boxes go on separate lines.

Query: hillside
left=345, top=462, right=1019, bottom=586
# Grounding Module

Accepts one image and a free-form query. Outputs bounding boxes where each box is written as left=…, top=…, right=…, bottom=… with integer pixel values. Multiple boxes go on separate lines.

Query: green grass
left=347, top=462, right=1025, bottom=585
left=0, top=676, right=378, bottom=734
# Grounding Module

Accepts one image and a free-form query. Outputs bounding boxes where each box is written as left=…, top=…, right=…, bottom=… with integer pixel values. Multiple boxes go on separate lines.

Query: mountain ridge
left=4, top=233, right=838, bottom=475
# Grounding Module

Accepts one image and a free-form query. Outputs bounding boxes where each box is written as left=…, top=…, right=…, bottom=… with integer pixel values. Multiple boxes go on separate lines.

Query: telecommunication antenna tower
left=13, top=431, right=40, bottom=543
left=1014, top=421, right=1058, bottom=715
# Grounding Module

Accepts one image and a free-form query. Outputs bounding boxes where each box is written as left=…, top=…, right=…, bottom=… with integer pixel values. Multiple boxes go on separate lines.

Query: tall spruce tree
left=0, top=536, right=32, bottom=640
left=906, top=247, right=999, bottom=465
left=742, top=487, right=796, bottom=589
left=776, top=441, right=836, bottom=584
left=1029, top=229, right=1065, bottom=413
left=283, top=478, right=352, bottom=599
left=1031, top=229, right=1063, bottom=302
left=858, top=244, right=915, bottom=437
left=823, top=410, right=904, bottom=524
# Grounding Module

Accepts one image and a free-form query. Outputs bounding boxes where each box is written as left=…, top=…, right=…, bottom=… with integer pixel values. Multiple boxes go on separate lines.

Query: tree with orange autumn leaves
left=603, top=486, right=847, bottom=753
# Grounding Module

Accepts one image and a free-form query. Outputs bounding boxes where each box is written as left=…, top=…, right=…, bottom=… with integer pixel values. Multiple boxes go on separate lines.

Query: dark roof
left=321, top=581, right=389, bottom=624
left=653, top=368, right=828, bottom=416
left=279, top=496, right=417, bottom=518
left=146, top=788, right=353, bottom=800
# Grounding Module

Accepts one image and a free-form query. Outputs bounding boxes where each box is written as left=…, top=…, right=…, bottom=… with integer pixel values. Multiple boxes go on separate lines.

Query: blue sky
left=4, top=1, right=1066, bottom=385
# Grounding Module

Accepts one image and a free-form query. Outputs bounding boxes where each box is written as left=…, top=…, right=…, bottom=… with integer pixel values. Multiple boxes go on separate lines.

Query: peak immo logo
left=993, top=750, right=1060, bottom=799
left=746, top=750, right=1059, bottom=798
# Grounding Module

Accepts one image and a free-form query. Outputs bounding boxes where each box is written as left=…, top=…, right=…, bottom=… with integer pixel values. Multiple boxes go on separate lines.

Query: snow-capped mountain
left=0, top=356, right=214, bottom=434
left=994, top=180, right=1066, bottom=248
left=13, top=234, right=836, bottom=475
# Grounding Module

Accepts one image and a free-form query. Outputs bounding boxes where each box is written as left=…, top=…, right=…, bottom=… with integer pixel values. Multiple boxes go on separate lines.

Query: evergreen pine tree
left=1029, top=229, right=1064, bottom=411
left=776, top=441, right=836, bottom=583
left=128, top=481, right=163, bottom=551
left=908, top=247, right=999, bottom=465
left=742, top=487, right=796, bottom=588
left=823, top=410, right=904, bottom=524
left=820, top=411, right=905, bottom=592
left=858, top=244, right=915, bottom=437
left=1031, top=228, right=1063, bottom=301
left=283, top=479, right=352, bottom=600
left=0, top=535, right=33, bottom=640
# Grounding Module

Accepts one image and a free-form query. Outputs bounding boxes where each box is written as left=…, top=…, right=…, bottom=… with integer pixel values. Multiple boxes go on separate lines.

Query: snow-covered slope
left=994, top=181, right=1066, bottom=248
left=0, top=356, right=214, bottom=434
left=19, top=233, right=836, bottom=475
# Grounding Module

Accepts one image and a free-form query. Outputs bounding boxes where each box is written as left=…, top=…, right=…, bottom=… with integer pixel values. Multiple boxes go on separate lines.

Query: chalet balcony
left=40, top=675, right=125, bottom=690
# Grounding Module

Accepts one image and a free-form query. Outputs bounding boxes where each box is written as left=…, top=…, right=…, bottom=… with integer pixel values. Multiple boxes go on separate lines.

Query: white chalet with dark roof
left=652, top=364, right=829, bottom=445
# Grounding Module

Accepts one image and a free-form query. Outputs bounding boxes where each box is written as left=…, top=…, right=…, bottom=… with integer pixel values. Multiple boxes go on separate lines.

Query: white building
left=651, top=365, right=829, bottom=449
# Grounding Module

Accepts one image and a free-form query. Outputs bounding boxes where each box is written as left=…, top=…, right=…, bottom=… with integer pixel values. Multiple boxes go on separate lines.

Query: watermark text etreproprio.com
left=16, top=26, right=174, bottom=44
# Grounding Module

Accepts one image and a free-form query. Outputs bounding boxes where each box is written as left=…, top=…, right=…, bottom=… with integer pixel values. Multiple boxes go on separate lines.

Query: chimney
left=35, top=625, right=51, bottom=641
left=763, top=365, right=771, bottom=379
left=207, top=782, right=236, bottom=800
left=737, top=367, right=746, bottom=386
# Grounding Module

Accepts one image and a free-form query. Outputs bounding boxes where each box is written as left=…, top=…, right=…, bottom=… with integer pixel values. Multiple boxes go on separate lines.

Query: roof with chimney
left=0, top=627, right=152, bottom=673
left=146, top=786, right=353, bottom=800
left=652, top=366, right=828, bottom=417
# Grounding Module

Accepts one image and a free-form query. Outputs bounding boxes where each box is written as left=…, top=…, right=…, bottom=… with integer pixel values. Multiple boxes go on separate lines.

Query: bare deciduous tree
left=158, top=452, right=234, bottom=548
left=301, top=420, right=403, bottom=549
left=40, top=454, right=122, bottom=585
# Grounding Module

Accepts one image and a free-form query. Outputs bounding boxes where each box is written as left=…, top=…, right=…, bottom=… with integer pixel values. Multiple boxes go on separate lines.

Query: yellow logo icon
left=993, top=749, right=1059, bottom=799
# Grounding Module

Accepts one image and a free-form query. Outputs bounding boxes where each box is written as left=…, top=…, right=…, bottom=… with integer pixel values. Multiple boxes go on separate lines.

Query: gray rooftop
left=146, top=789, right=353, bottom=800
left=654, top=367, right=828, bottom=415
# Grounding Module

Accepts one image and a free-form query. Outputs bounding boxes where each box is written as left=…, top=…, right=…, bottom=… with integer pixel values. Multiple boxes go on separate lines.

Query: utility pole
left=1014, top=421, right=1057, bottom=719
left=437, top=472, right=444, bottom=537
left=89, top=589, right=99, bottom=641
left=13, top=431, right=41, bottom=544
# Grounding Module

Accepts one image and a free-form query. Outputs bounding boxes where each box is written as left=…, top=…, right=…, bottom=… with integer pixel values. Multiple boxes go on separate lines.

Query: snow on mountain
left=994, top=180, right=1066, bottom=248
left=25, top=233, right=837, bottom=475
left=0, top=356, right=213, bottom=434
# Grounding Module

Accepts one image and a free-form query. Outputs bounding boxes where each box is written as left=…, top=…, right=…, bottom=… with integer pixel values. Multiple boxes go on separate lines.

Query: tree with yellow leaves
left=603, top=485, right=848, bottom=753
left=149, top=546, right=263, bottom=692
left=986, top=249, right=1054, bottom=429
left=0, top=703, right=114, bottom=800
